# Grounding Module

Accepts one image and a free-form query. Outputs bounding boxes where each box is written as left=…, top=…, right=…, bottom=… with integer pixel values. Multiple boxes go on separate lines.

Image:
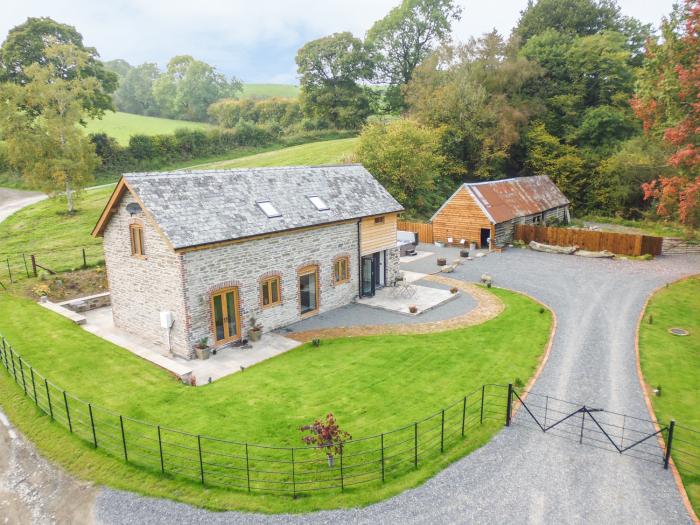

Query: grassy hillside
left=85, top=111, right=212, bottom=145
left=241, top=83, right=299, bottom=99
left=194, top=137, right=358, bottom=169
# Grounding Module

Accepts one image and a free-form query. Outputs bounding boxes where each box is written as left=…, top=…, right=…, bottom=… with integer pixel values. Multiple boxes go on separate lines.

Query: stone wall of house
left=386, top=246, right=401, bottom=285
left=103, top=193, right=190, bottom=357
left=181, top=221, right=360, bottom=350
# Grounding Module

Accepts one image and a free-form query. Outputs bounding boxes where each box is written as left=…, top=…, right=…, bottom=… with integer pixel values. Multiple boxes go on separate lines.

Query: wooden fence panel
left=397, top=221, right=434, bottom=244
left=514, top=225, right=663, bottom=256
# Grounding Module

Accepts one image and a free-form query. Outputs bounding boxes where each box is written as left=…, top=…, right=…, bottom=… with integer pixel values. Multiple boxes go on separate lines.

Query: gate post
left=505, top=383, right=513, bottom=426
left=664, top=420, right=676, bottom=470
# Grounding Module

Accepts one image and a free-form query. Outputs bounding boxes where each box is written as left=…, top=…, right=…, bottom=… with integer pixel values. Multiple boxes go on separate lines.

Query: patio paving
left=357, top=283, right=456, bottom=315
left=81, top=306, right=301, bottom=385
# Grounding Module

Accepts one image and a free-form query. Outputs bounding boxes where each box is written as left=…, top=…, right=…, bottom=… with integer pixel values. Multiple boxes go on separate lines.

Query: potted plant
left=194, top=337, right=210, bottom=360
left=248, top=316, right=263, bottom=342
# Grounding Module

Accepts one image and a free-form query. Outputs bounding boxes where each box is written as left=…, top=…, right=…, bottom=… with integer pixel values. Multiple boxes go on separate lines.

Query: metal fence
left=0, top=336, right=509, bottom=496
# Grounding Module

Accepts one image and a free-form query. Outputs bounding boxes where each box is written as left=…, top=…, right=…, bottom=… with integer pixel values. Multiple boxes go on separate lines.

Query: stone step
left=38, top=300, right=87, bottom=325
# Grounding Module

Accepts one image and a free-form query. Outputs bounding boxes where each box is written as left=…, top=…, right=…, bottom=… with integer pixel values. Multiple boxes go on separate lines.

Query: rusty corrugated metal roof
left=466, top=176, right=569, bottom=224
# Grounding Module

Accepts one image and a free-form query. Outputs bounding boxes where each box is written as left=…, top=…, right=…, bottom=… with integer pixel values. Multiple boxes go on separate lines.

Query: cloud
left=1, top=0, right=677, bottom=84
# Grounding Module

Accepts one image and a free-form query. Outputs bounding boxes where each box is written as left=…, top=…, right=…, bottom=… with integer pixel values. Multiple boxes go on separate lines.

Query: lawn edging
left=634, top=275, right=700, bottom=525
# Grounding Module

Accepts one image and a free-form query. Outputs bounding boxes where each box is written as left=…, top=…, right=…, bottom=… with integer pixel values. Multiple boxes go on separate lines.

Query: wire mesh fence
left=0, top=336, right=509, bottom=496
left=1, top=246, right=104, bottom=284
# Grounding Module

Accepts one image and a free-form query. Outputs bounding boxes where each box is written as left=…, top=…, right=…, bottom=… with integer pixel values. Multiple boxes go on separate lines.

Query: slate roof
left=120, top=165, right=404, bottom=250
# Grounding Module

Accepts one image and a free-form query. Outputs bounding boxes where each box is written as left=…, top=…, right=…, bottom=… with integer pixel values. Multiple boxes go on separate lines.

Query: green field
left=639, top=276, right=700, bottom=514
left=195, top=137, right=357, bottom=169
left=241, top=83, right=299, bottom=99
left=0, top=288, right=550, bottom=511
left=85, top=111, right=212, bottom=145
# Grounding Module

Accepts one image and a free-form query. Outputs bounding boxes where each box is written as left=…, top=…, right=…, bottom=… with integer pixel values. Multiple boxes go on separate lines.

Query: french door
left=299, top=266, right=319, bottom=315
left=211, top=288, right=240, bottom=343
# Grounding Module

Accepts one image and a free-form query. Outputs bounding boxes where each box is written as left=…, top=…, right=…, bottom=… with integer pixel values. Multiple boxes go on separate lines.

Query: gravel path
left=93, top=247, right=700, bottom=524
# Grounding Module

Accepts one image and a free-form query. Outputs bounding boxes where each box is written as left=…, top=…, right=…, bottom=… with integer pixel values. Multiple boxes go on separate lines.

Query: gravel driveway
left=92, top=247, right=700, bottom=524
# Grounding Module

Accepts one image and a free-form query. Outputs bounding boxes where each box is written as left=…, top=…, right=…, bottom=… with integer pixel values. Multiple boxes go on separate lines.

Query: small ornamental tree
left=300, top=413, right=351, bottom=467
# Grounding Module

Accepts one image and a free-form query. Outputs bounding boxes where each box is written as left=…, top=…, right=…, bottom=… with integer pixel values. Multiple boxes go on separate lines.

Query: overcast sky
left=2, top=0, right=676, bottom=84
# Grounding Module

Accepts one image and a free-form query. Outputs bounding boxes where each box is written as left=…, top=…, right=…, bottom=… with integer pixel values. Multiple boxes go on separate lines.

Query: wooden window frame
left=129, top=223, right=145, bottom=257
left=333, top=256, right=350, bottom=285
left=210, top=287, right=241, bottom=345
left=374, top=216, right=385, bottom=224
left=261, top=275, right=282, bottom=309
left=298, top=265, right=320, bottom=317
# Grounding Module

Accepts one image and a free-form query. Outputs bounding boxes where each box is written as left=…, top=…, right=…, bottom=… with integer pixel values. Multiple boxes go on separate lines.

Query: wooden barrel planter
left=437, top=257, right=447, bottom=266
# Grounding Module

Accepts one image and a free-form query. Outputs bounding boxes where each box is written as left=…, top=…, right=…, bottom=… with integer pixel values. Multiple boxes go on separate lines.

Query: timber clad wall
left=397, top=221, right=434, bottom=244
left=360, top=213, right=398, bottom=256
left=432, top=188, right=491, bottom=247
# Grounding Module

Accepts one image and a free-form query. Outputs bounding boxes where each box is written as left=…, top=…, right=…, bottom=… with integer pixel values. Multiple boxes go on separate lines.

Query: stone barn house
left=430, top=176, right=570, bottom=248
left=92, top=165, right=403, bottom=358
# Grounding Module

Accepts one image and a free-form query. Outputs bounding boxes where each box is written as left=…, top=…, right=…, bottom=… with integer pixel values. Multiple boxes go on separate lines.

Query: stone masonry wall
left=386, top=246, right=401, bottom=285
left=181, top=221, right=360, bottom=350
left=103, top=193, right=190, bottom=357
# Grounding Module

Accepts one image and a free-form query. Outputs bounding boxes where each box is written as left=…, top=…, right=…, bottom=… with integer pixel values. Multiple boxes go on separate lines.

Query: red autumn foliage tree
left=632, top=0, right=700, bottom=227
left=300, top=412, right=351, bottom=467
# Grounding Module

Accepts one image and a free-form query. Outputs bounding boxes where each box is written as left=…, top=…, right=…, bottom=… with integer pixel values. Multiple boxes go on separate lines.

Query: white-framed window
left=308, top=195, right=329, bottom=211
left=257, top=200, right=281, bottom=218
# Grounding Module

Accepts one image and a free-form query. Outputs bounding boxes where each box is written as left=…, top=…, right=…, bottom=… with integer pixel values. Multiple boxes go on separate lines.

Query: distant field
left=193, top=137, right=358, bottom=169
left=85, top=112, right=212, bottom=145
left=241, top=83, right=299, bottom=99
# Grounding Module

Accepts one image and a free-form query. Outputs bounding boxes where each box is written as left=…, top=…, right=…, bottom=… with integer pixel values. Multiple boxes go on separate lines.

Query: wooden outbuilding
left=430, top=176, right=570, bottom=249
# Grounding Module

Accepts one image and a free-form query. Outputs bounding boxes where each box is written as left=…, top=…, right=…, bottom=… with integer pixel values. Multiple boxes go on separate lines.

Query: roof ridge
left=124, top=164, right=363, bottom=178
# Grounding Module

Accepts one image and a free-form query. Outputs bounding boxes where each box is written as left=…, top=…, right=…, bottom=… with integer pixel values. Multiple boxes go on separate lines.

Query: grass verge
left=639, top=276, right=700, bottom=516
left=0, top=287, right=551, bottom=511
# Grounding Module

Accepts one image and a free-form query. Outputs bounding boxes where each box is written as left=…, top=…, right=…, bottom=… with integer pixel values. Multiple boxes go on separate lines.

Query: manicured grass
left=0, top=186, right=112, bottom=276
left=573, top=215, right=698, bottom=240
left=639, top=276, right=700, bottom=515
left=241, top=83, right=300, bottom=99
left=195, top=137, right=358, bottom=169
left=0, top=288, right=551, bottom=511
left=85, top=111, right=211, bottom=145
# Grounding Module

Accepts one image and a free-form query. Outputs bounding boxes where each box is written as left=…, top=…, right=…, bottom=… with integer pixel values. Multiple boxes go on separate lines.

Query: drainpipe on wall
left=357, top=220, right=362, bottom=298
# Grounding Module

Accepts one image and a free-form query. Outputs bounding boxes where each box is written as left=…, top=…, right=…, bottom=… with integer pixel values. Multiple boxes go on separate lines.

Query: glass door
left=299, top=268, right=319, bottom=315
left=211, top=288, right=240, bottom=343
left=361, top=256, right=375, bottom=297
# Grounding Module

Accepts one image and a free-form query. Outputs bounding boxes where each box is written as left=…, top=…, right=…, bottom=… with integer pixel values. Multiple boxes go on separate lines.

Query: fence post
left=82, top=248, right=87, bottom=269
left=380, top=433, right=385, bottom=482
left=10, top=347, right=17, bottom=380
left=339, top=448, right=344, bottom=492
left=197, top=435, right=204, bottom=485
left=30, top=255, right=37, bottom=277
left=6, top=257, right=12, bottom=284
left=45, top=379, right=53, bottom=420
left=461, top=396, right=467, bottom=437
left=579, top=408, right=586, bottom=445
left=63, top=391, right=72, bottom=433
left=89, top=404, right=97, bottom=448
left=22, top=253, right=29, bottom=278
left=19, top=357, right=27, bottom=395
left=245, top=443, right=251, bottom=492
left=291, top=448, right=296, bottom=498
left=119, top=415, right=128, bottom=462
left=157, top=426, right=165, bottom=474
left=664, top=420, right=676, bottom=470
left=414, top=422, right=418, bottom=469
left=506, top=383, right=513, bottom=427
left=440, top=409, right=445, bottom=453
left=480, top=385, right=485, bottom=424
left=30, top=367, right=37, bottom=405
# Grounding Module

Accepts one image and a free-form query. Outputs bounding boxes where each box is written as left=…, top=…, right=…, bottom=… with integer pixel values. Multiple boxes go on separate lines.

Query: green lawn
left=85, top=111, right=212, bottom=145
left=0, top=288, right=551, bottom=511
left=241, top=83, right=299, bottom=99
left=639, top=276, right=700, bottom=515
left=195, top=137, right=358, bottom=169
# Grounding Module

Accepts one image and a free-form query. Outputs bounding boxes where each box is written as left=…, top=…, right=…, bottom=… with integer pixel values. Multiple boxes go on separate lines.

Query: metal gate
left=507, top=386, right=675, bottom=469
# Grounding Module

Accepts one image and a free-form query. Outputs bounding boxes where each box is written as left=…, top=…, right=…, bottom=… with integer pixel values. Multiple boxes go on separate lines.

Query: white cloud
left=1, top=0, right=677, bottom=83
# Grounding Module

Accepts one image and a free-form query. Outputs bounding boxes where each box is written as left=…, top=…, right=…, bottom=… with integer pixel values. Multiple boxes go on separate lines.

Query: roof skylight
left=308, top=195, right=329, bottom=211
left=257, top=200, right=281, bottom=218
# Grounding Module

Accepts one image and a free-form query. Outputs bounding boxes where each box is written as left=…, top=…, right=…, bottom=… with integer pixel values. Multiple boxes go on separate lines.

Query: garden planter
left=249, top=328, right=262, bottom=342
left=437, top=257, right=447, bottom=266
left=194, top=346, right=210, bottom=360
left=460, top=249, right=469, bottom=258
